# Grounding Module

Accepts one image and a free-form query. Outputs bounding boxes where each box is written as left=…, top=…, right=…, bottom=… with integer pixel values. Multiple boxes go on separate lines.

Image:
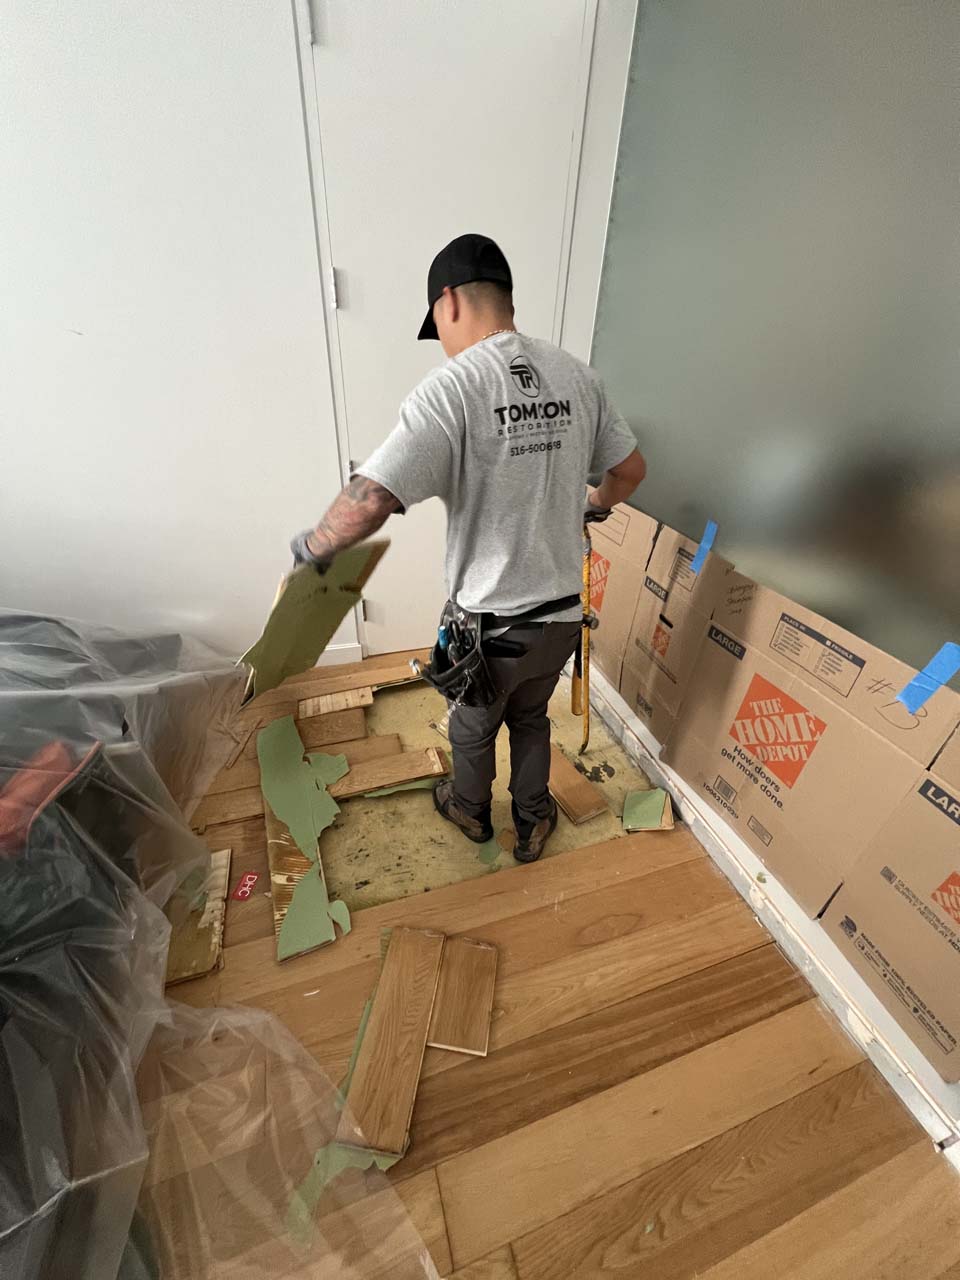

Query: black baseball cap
left=417, top=233, right=512, bottom=340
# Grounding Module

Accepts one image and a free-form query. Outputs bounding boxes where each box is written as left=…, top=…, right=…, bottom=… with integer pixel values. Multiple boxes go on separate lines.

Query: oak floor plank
left=549, top=745, right=607, bottom=824
left=428, top=937, right=499, bottom=1056
left=192, top=878, right=763, bottom=1084
left=397, top=944, right=809, bottom=1181
left=208, top=733, right=404, bottom=795
left=458, top=898, right=766, bottom=1072
left=510, top=1061, right=922, bottom=1279
left=436, top=1001, right=863, bottom=1268
left=200, top=817, right=273, bottom=948
left=192, top=784, right=263, bottom=828
left=300, top=686, right=375, bottom=717
left=176, top=831, right=705, bottom=1010
left=241, top=706, right=367, bottom=758
left=245, top=650, right=429, bottom=712
left=445, top=1246, right=519, bottom=1279
left=394, top=1168, right=452, bottom=1277
left=470, top=856, right=738, bottom=985
left=697, top=1139, right=960, bottom=1280
left=328, top=747, right=447, bottom=799
left=338, top=927, right=446, bottom=1155
left=195, top=736, right=407, bottom=824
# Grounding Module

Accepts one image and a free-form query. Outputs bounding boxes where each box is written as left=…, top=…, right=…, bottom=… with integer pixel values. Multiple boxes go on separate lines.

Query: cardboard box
left=618, top=525, right=732, bottom=743
left=714, top=571, right=960, bottom=764
left=662, top=588, right=960, bottom=916
left=822, top=734, right=960, bottom=1080
left=587, top=505, right=659, bottom=690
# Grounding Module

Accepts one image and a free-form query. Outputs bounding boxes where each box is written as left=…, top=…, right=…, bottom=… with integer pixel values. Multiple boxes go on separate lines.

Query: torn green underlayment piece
left=240, top=540, right=388, bottom=701
left=622, top=787, right=669, bottom=832
left=477, top=837, right=501, bottom=866
left=288, top=1142, right=400, bottom=1244
left=257, top=716, right=352, bottom=958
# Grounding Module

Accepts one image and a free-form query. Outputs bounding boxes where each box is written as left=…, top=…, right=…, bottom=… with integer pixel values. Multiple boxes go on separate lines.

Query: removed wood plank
left=549, top=745, right=607, bottom=824
left=510, top=1061, right=921, bottom=1280
left=240, top=707, right=368, bottom=761
left=695, top=1139, right=960, bottom=1280
left=192, top=785, right=262, bottom=829
left=292, top=661, right=420, bottom=700
left=165, top=849, right=232, bottom=985
left=207, top=733, right=403, bottom=796
left=241, top=649, right=429, bottom=712
left=284, top=648, right=431, bottom=691
left=240, top=541, right=388, bottom=701
left=329, top=747, right=447, bottom=801
left=338, top=927, right=446, bottom=1156
left=427, top=937, right=498, bottom=1056
left=300, top=687, right=374, bottom=717
left=622, top=786, right=675, bottom=832
left=436, top=1001, right=864, bottom=1268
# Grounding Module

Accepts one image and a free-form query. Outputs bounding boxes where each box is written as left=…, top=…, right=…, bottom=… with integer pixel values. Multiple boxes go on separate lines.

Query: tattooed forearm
left=306, top=476, right=402, bottom=562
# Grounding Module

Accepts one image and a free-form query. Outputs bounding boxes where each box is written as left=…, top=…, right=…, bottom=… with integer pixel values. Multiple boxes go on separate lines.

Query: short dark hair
left=455, top=279, right=514, bottom=311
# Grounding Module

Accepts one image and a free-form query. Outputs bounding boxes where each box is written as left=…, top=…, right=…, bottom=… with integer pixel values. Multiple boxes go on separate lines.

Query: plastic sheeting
left=0, top=609, right=436, bottom=1278
left=135, top=1004, right=439, bottom=1279
left=0, top=609, right=245, bottom=822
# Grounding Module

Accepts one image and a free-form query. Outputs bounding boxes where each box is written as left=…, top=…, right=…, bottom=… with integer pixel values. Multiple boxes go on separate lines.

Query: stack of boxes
left=589, top=504, right=960, bottom=1080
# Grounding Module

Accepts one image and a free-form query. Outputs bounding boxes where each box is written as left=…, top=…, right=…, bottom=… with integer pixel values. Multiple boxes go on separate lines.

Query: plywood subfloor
left=200, top=671, right=644, bottom=933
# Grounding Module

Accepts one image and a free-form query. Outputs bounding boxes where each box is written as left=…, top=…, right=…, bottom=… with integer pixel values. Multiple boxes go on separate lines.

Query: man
left=291, top=234, right=646, bottom=861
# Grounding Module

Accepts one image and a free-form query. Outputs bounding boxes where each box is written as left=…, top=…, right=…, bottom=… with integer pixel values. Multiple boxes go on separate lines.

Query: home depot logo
left=652, top=623, right=671, bottom=658
left=590, top=551, right=610, bottom=612
left=728, top=673, right=826, bottom=788
left=932, top=872, right=960, bottom=928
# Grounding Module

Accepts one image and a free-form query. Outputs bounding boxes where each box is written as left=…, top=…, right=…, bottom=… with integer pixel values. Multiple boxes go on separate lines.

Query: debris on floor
left=257, top=715, right=351, bottom=960
left=549, top=742, right=608, bottom=824
left=622, top=786, right=675, bottom=832
left=240, top=540, right=389, bottom=701
left=165, top=848, right=232, bottom=984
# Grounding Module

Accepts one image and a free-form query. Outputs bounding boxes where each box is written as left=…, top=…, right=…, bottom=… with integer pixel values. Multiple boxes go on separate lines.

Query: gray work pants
left=448, top=621, right=581, bottom=826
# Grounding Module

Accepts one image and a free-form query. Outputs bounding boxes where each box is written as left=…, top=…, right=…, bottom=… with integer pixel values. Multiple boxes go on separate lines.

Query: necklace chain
left=480, top=328, right=516, bottom=341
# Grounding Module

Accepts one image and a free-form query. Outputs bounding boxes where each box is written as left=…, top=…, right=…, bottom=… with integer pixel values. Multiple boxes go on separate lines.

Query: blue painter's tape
left=896, top=642, right=960, bottom=714
left=689, top=519, right=718, bottom=576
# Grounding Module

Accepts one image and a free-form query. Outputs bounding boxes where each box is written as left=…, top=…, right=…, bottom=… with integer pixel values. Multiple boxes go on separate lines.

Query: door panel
left=309, top=0, right=590, bottom=652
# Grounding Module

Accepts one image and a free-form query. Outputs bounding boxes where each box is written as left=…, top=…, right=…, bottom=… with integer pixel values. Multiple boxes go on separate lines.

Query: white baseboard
left=586, top=665, right=960, bottom=1167
left=314, top=641, right=364, bottom=667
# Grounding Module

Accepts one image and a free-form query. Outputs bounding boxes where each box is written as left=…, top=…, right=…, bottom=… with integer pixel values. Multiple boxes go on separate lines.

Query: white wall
left=0, top=2, right=352, bottom=657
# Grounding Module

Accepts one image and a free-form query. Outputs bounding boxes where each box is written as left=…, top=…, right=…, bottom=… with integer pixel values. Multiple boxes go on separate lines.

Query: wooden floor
left=178, top=817, right=960, bottom=1278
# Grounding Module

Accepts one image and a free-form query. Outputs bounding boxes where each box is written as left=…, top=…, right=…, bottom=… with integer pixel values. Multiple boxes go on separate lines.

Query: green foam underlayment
left=363, top=776, right=438, bottom=798
left=477, top=837, right=501, bottom=866
left=257, top=717, right=352, bottom=958
left=240, top=541, right=386, bottom=700
left=288, top=1142, right=400, bottom=1243
left=622, top=787, right=668, bottom=832
left=277, top=863, right=335, bottom=959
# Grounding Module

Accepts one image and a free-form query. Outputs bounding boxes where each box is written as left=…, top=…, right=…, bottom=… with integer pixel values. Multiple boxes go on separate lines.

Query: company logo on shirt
left=728, top=672, right=826, bottom=788
left=510, top=357, right=541, bottom=398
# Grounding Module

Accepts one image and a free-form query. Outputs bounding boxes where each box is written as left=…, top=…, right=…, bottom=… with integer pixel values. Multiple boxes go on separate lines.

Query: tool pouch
left=418, top=605, right=499, bottom=708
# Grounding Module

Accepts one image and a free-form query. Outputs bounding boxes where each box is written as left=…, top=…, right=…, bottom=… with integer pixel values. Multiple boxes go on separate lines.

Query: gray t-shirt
left=356, top=332, right=637, bottom=620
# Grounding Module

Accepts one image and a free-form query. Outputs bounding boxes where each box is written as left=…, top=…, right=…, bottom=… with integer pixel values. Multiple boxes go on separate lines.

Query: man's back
left=358, top=331, right=636, bottom=617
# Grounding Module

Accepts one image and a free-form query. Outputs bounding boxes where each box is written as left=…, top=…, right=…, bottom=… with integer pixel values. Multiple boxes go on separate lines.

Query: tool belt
left=416, top=595, right=581, bottom=709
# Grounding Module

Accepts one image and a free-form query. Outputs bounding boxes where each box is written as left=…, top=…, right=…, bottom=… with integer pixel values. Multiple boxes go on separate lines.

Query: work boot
left=513, top=798, right=558, bottom=864
left=432, top=781, right=493, bottom=844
